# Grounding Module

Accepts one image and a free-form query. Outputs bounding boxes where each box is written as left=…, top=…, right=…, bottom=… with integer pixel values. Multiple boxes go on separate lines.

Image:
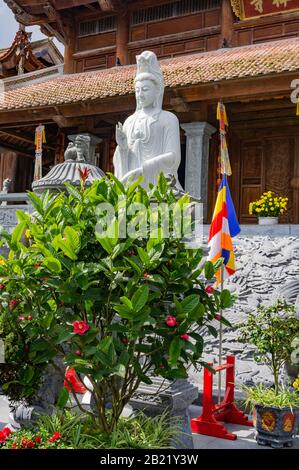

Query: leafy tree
left=0, top=173, right=232, bottom=433
left=236, top=299, right=299, bottom=394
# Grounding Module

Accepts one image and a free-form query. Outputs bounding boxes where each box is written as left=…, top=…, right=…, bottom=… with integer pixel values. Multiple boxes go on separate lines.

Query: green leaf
left=113, top=364, right=126, bottom=378
left=131, top=285, right=149, bottom=313
left=188, top=303, right=205, bottom=321
left=127, top=175, right=144, bottom=196
left=169, top=336, right=181, bottom=366
left=43, top=256, right=62, bottom=273
left=55, top=328, right=72, bottom=344
left=114, top=304, right=134, bottom=320
left=64, top=183, right=83, bottom=202
left=137, top=246, right=150, bottom=266
left=27, top=191, right=45, bottom=215
left=11, top=221, right=26, bottom=244
left=220, top=289, right=233, bottom=309
left=23, top=365, right=35, bottom=384
left=181, top=295, right=199, bottom=314
left=120, top=296, right=133, bottom=310
left=204, top=261, right=215, bottom=280
left=96, top=234, right=113, bottom=254
left=64, top=226, right=81, bottom=255
left=158, top=172, right=168, bottom=195
left=57, top=387, right=69, bottom=409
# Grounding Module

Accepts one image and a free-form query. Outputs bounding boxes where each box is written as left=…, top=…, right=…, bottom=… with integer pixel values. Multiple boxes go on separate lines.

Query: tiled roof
left=1, top=38, right=299, bottom=111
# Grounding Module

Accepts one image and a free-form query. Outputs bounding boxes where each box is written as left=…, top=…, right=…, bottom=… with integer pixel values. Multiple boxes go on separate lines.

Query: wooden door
left=237, top=135, right=298, bottom=224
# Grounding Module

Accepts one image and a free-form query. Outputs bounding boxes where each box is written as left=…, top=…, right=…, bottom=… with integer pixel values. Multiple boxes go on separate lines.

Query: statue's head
left=74, top=135, right=91, bottom=161
left=135, top=51, right=164, bottom=111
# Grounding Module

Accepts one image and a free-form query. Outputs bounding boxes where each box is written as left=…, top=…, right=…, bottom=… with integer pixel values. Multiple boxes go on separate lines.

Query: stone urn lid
left=32, top=160, right=105, bottom=194
left=32, top=134, right=105, bottom=194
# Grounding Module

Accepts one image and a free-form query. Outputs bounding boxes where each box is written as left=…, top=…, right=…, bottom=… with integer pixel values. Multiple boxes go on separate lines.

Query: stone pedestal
left=130, top=377, right=198, bottom=448
left=181, top=122, right=216, bottom=222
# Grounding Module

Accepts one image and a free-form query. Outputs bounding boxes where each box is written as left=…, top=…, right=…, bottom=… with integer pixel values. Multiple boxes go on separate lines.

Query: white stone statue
left=113, top=51, right=182, bottom=189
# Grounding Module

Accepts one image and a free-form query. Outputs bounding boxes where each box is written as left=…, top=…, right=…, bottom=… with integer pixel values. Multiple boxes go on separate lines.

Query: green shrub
left=0, top=173, right=232, bottom=433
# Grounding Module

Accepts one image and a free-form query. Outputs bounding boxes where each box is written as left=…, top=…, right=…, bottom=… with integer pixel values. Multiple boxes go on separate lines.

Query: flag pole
left=218, top=263, right=224, bottom=404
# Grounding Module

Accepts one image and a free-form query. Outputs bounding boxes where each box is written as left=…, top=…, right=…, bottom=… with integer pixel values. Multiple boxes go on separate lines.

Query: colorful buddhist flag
left=208, top=174, right=240, bottom=284
left=34, top=124, right=46, bottom=181
left=209, top=102, right=240, bottom=285
left=217, top=101, right=232, bottom=176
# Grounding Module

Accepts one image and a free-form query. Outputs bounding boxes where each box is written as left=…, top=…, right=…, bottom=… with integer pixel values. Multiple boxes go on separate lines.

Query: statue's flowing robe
left=113, top=110, right=181, bottom=187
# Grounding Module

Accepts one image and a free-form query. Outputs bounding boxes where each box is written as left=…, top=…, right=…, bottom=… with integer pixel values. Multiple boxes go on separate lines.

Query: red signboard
left=231, top=0, right=299, bottom=20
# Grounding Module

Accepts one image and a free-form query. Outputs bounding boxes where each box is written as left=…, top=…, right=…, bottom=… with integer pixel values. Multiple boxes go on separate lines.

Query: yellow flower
left=270, top=207, right=275, bottom=211
left=293, top=379, right=299, bottom=390
left=0, top=259, right=5, bottom=265
left=25, top=229, right=31, bottom=239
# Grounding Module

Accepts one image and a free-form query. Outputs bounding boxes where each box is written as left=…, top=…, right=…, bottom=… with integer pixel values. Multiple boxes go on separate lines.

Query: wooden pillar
left=64, top=20, right=76, bottom=74
left=116, top=8, right=129, bottom=66
left=220, top=0, right=234, bottom=47
left=54, top=132, right=66, bottom=165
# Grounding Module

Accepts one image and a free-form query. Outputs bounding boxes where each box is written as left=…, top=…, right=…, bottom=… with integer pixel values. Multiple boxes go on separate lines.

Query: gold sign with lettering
left=231, top=0, right=299, bottom=20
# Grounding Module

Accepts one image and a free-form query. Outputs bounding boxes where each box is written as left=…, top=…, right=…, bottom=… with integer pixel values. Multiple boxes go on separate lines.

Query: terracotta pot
left=258, top=217, right=278, bottom=225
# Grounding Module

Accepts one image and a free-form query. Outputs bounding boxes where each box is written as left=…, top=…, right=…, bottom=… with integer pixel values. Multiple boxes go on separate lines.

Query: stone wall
left=189, top=225, right=299, bottom=390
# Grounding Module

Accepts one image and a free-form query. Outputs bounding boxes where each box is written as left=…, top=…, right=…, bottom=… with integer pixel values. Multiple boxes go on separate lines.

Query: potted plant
left=237, top=299, right=299, bottom=448
left=249, top=191, right=288, bottom=225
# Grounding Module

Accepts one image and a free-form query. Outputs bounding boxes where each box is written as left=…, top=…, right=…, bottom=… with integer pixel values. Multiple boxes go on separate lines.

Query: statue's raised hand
left=116, top=122, right=128, bottom=150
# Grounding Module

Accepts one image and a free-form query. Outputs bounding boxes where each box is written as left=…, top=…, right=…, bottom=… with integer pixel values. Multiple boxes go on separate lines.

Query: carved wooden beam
left=43, top=1, right=72, bottom=45
left=4, top=0, right=45, bottom=25
left=98, top=0, right=122, bottom=12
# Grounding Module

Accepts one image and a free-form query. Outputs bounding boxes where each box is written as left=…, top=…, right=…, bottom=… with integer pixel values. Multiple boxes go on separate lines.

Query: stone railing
left=0, top=193, right=32, bottom=232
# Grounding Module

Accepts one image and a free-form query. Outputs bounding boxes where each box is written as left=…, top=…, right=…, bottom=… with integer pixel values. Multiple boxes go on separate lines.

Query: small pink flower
left=205, top=285, right=214, bottom=294
left=73, top=321, right=89, bottom=336
left=215, top=314, right=222, bottom=321
left=180, top=334, right=189, bottom=340
left=165, top=315, right=177, bottom=328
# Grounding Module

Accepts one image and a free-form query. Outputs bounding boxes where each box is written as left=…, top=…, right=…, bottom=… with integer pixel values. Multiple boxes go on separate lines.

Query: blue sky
left=0, top=0, right=64, bottom=53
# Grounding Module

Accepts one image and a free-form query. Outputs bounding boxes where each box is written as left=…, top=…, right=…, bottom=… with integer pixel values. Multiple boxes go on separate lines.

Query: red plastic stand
left=64, top=367, right=87, bottom=394
left=191, top=355, right=253, bottom=440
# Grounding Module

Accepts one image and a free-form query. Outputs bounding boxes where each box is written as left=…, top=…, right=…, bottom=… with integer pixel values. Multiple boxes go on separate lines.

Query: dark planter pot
left=253, top=404, right=297, bottom=448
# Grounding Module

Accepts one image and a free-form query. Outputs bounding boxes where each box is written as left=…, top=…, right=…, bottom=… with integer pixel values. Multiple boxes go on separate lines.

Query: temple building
left=0, top=0, right=299, bottom=223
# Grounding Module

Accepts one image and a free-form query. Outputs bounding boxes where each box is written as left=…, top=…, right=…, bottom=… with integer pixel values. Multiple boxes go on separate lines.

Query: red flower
left=73, top=321, right=89, bottom=336
left=215, top=314, right=222, bottom=321
left=49, top=432, right=61, bottom=443
left=26, top=440, right=35, bottom=449
left=9, top=299, right=18, bottom=310
left=35, top=435, right=42, bottom=444
left=205, top=285, right=214, bottom=294
left=143, top=272, right=150, bottom=279
left=79, top=167, right=91, bottom=184
left=0, top=284, right=5, bottom=290
left=11, top=442, right=17, bottom=449
left=27, top=315, right=33, bottom=321
left=75, top=350, right=82, bottom=356
left=21, top=437, right=28, bottom=448
left=180, top=334, right=189, bottom=340
left=34, top=263, right=41, bottom=268
left=0, top=431, right=6, bottom=444
left=165, top=315, right=177, bottom=328
left=19, top=316, right=26, bottom=321
left=2, top=427, right=12, bottom=438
